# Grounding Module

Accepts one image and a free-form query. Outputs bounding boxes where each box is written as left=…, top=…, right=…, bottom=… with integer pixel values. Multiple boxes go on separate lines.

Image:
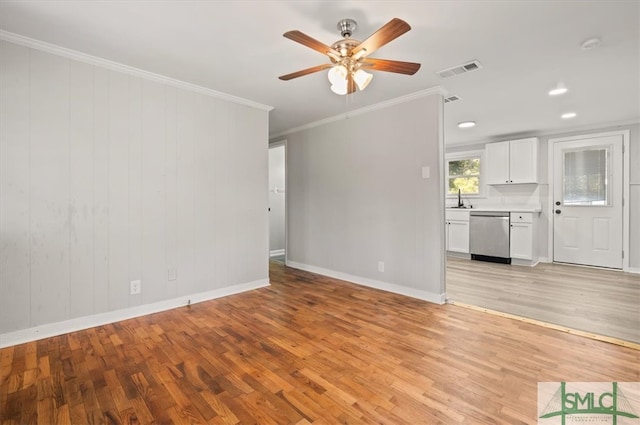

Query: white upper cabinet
left=485, top=141, right=510, bottom=184
left=485, top=137, right=538, bottom=184
left=509, top=138, right=538, bottom=183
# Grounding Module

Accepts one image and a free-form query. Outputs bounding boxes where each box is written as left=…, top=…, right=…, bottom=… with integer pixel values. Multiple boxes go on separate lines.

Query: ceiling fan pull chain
left=345, top=93, right=348, bottom=119
left=345, top=92, right=351, bottom=119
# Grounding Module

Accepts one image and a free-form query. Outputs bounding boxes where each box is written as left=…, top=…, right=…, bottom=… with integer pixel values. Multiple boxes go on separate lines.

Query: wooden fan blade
left=279, top=64, right=333, bottom=81
left=284, top=30, right=341, bottom=57
left=347, top=73, right=356, bottom=94
left=360, top=58, right=421, bottom=75
left=351, top=18, right=411, bottom=57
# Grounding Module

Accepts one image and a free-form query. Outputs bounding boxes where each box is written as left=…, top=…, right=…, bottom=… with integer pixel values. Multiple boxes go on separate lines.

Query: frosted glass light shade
left=328, top=65, right=348, bottom=85
left=330, top=80, right=348, bottom=95
left=353, top=69, right=372, bottom=91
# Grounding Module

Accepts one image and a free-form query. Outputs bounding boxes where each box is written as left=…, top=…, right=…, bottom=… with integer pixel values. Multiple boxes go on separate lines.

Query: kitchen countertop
left=445, top=205, right=542, bottom=213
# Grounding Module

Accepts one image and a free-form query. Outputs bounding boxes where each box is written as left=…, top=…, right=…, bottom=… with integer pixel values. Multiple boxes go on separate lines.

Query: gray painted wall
left=284, top=95, right=445, bottom=299
left=0, top=40, right=269, bottom=335
left=268, top=145, right=286, bottom=254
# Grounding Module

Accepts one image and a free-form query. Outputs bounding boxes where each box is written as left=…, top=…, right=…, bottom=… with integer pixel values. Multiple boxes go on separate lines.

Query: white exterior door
left=552, top=135, right=623, bottom=268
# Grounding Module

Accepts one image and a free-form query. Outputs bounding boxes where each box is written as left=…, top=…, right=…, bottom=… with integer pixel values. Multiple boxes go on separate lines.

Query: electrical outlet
left=168, top=267, right=177, bottom=281
left=130, top=280, right=141, bottom=295
left=378, top=261, right=385, bottom=273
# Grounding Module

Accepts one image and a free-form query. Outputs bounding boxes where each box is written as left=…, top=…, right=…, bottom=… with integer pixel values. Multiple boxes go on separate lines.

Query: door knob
left=555, top=209, right=561, bottom=214
left=555, top=201, right=561, bottom=206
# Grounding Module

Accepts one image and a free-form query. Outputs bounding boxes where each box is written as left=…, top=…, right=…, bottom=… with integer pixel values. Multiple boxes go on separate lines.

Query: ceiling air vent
left=437, top=60, right=483, bottom=78
left=444, top=95, right=461, bottom=103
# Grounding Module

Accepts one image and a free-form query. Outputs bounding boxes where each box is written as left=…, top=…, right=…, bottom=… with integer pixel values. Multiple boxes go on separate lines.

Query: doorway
left=549, top=131, right=629, bottom=269
left=269, top=142, right=286, bottom=263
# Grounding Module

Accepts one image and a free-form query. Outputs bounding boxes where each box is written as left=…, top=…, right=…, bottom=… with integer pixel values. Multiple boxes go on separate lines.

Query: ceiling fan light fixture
left=330, top=81, right=348, bottom=95
left=353, top=69, right=373, bottom=91
left=328, top=65, right=348, bottom=85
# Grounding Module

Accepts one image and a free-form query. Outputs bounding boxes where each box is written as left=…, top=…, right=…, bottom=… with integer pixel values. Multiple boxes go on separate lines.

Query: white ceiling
left=1, top=1, right=638, bottom=145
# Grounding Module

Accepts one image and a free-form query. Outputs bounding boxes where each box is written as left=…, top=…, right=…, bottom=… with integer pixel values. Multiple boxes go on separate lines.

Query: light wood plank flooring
left=1, top=261, right=638, bottom=424
left=446, top=257, right=640, bottom=344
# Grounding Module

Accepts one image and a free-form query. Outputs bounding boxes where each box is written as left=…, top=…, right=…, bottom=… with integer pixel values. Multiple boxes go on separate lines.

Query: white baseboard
left=446, top=252, right=470, bottom=260
left=0, top=278, right=270, bottom=349
left=270, top=249, right=285, bottom=257
left=511, top=258, right=540, bottom=267
left=538, top=257, right=551, bottom=263
left=286, top=260, right=445, bottom=305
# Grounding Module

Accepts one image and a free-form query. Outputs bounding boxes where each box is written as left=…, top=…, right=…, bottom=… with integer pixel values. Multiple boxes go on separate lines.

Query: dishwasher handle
left=470, top=211, right=510, bottom=218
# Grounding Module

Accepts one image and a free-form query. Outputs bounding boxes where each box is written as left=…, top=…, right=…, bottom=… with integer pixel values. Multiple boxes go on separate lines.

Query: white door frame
left=547, top=130, right=630, bottom=271
left=269, top=139, right=288, bottom=263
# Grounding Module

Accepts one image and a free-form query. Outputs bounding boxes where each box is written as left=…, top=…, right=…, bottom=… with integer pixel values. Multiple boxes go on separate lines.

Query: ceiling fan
left=279, top=18, right=421, bottom=95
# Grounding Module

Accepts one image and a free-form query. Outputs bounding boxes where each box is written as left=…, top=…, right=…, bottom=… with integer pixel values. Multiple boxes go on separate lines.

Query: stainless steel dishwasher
left=469, top=211, right=511, bottom=263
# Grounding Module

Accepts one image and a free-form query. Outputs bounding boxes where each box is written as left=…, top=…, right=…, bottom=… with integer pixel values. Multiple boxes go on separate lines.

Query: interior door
left=552, top=135, right=623, bottom=268
left=268, top=144, right=286, bottom=260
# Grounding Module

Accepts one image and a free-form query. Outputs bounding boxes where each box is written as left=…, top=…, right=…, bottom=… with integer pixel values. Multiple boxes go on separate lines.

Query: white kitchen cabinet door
left=485, top=141, right=510, bottom=184
left=448, top=220, right=470, bottom=253
left=510, top=222, right=532, bottom=259
left=485, top=138, right=538, bottom=185
left=509, top=138, right=538, bottom=183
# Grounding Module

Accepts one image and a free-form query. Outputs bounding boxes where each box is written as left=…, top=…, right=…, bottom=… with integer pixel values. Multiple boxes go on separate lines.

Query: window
left=446, top=152, right=482, bottom=196
left=562, top=146, right=610, bottom=206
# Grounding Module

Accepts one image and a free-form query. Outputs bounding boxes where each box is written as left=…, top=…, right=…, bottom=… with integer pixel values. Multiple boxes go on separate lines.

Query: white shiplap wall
left=0, top=40, right=269, bottom=341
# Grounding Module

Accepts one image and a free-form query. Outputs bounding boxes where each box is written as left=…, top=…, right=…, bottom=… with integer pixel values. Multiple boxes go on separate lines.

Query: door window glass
left=563, top=147, right=610, bottom=206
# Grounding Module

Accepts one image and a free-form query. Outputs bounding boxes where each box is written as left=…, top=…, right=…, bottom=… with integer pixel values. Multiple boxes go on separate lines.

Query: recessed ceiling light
left=561, top=112, right=577, bottom=119
left=549, top=87, right=568, bottom=96
left=581, top=37, right=601, bottom=50
left=458, top=121, right=476, bottom=128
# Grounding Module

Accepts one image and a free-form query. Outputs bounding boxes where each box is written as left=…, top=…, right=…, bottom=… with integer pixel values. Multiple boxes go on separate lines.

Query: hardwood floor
left=446, top=257, right=640, bottom=344
left=1, top=261, right=638, bottom=424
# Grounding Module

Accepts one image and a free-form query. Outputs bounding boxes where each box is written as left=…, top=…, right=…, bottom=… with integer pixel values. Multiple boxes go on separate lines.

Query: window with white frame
left=446, top=151, right=482, bottom=196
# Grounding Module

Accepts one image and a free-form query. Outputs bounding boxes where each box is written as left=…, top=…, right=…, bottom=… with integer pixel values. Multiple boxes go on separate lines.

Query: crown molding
left=534, top=118, right=640, bottom=139
left=270, top=86, right=447, bottom=139
left=446, top=118, right=640, bottom=148
left=0, top=30, right=274, bottom=112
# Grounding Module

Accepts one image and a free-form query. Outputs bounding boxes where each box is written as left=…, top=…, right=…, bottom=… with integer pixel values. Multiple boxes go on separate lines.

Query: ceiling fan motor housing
left=337, top=18, right=357, bottom=38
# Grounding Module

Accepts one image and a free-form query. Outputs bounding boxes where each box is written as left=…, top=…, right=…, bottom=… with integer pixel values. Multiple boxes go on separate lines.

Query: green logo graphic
left=539, top=382, right=639, bottom=424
